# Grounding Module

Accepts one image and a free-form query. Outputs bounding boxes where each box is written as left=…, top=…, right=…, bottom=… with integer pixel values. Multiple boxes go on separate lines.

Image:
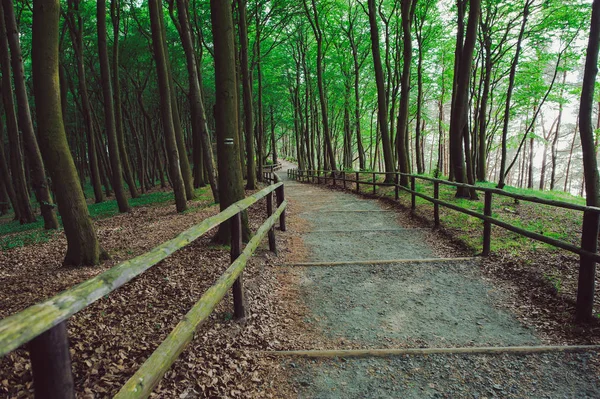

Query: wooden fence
left=289, top=168, right=600, bottom=320
left=0, top=182, right=286, bottom=398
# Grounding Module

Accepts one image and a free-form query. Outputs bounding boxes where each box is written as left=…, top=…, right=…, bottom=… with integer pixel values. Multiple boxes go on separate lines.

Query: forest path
left=272, top=160, right=600, bottom=398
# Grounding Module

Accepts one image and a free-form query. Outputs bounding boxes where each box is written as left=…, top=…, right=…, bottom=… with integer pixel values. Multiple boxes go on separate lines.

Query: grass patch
left=360, top=177, right=584, bottom=255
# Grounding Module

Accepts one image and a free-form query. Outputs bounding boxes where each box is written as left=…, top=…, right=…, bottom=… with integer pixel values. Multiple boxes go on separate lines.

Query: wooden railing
left=262, top=161, right=282, bottom=184
left=289, top=168, right=600, bottom=318
left=0, top=183, right=287, bottom=398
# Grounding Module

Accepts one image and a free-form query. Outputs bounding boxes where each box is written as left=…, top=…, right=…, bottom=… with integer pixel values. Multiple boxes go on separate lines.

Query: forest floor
left=0, top=183, right=300, bottom=397
left=2, top=162, right=600, bottom=397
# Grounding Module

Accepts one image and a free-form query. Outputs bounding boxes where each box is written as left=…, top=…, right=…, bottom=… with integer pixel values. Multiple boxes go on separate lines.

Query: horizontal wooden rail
left=262, top=344, right=600, bottom=358
left=115, top=201, right=287, bottom=398
left=309, top=169, right=600, bottom=214
left=0, top=183, right=283, bottom=358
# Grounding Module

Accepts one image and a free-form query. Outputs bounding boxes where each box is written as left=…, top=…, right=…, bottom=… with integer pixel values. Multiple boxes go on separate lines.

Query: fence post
left=267, top=192, right=277, bottom=253
left=434, top=181, right=440, bottom=227
left=410, top=176, right=416, bottom=210
left=373, top=172, right=376, bottom=195
left=482, top=191, right=492, bottom=256
left=276, top=184, right=286, bottom=231
left=343, top=171, right=347, bottom=189
left=333, top=170, right=336, bottom=186
left=29, top=321, right=75, bottom=399
left=230, top=212, right=246, bottom=320
left=395, top=173, right=399, bottom=200
left=356, top=172, right=360, bottom=193
left=576, top=210, right=600, bottom=321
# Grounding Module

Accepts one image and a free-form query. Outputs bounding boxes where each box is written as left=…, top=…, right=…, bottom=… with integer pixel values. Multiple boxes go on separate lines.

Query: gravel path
left=276, top=162, right=600, bottom=398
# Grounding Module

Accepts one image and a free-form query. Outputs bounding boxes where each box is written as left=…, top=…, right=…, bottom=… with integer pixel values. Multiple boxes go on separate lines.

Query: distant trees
left=3, top=0, right=600, bottom=271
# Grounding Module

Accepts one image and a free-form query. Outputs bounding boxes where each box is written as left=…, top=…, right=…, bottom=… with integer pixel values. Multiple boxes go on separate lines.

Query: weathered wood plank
left=261, top=345, right=600, bottom=358
left=114, top=201, right=287, bottom=399
left=0, top=183, right=283, bottom=357
left=283, top=258, right=477, bottom=267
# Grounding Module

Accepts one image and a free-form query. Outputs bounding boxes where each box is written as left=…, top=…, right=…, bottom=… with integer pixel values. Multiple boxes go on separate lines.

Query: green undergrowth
left=0, top=186, right=211, bottom=250
left=354, top=174, right=584, bottom=255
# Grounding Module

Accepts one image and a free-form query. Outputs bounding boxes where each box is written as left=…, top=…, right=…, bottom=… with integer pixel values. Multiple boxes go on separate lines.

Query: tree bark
left=110, top=0, right=138, bottom=199
left=576, top=0, right=600, bottom=322
left=449, top=0, right=480, bottom=198
left=211, top=0, right=248, bottom=243
left=237, top=0, right=257, bottom=189
left=0, top=8, right=34, bottom=224
left=66, top=0, right=104, bottom=204
left=366, top=0, right=395, bottom=183
left=3, top=0, right=58, bottom=229
left=174, top=0, right=219, bottom=201
left=303, top=0, right=336, bottom=172
left=497, top=0, right=531, bottom=189
left=148, top=0, right=187, bottom=212
left=32, top=0, right=103, bottom=265
left=98, top=0, right=129, bottom=212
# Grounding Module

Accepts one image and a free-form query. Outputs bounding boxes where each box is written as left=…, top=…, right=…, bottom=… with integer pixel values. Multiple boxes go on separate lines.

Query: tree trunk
left=32, top=0, right=103, bottom=265
left=211, top=0, right=248, bottom=243
left=148, top=0, right=187, bottom=212
left=237, top=0, right=257, bottom=189
left=576, top=0, right=600, bottom=322
left=175, top=0, right=218, bottom=201
left=449, top=0, right=480, bottom=198
left=97, top=0, right=129, bottom=212
left=550, top=71, right=567, bottom=190
left=303, top=0, right=336, bottom=172
left=66, top=0, right=104, bottom=204
left=3, top=0, right=58, bottom=228
left=0, top=122, right=19, bottom=218
left=110, top=0, right=138, bottom=199
left=397, top=0, right=418, bottom=183
left=0, top=9, right=34, bottom=224
left=498, top=0, right=531, bottom=189
left=366, top=0, right=395, bottom=183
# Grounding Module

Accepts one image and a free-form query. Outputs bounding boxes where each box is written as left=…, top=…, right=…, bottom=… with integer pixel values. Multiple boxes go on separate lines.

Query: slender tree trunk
left=110, top=0, right=138, bottom=199
left=498, top=0, right=531, bottom=188
left=0, top=122, right=19, bottom=218
left=550, top=71, right=567, bottom=190
left=564, top=120, right=578, bottom=193
left=303, top=0, right=336, bottom=172
left=270, top=105, right=277, bottom=165
left=449, top=0, right=480, bottom=198
left=98, top=0, right=129, bottom=212
left=414, top=16, right=425, bottom=174
left=366, top=0, right=395, bottom=183
left=0, top=11, right=34, bottom=224
left=237, top=0, right=257, bottom=188
left=3, top=0, right=58, bottom=228
left=33, top=0, right=103, bottom=265
left=66, top=0, right=104, bottom=204
left=576, top=0, right=600, bottom=321
left=148, top=0, right=187, bottom=212
left=397, top=0, right=418, bottom=182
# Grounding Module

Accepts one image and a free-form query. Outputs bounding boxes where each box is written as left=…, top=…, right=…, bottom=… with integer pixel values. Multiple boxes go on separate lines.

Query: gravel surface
left=299, top=262, right=537, bottom=348
left=278, top=163, right=600, bottom=398
left=286, top=352, right=600, bottom=398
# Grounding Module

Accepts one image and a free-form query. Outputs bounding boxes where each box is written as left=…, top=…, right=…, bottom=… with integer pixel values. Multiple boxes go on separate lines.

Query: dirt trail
left=275, top=161, right=600, bottom=398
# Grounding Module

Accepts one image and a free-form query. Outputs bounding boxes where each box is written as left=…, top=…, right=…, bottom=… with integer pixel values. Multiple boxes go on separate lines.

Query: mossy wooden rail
left=289, top=168, right=600, bottom=321
left=0, top=182, right=286, bottom=398
left=114, top=203, right=286, bottom=398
